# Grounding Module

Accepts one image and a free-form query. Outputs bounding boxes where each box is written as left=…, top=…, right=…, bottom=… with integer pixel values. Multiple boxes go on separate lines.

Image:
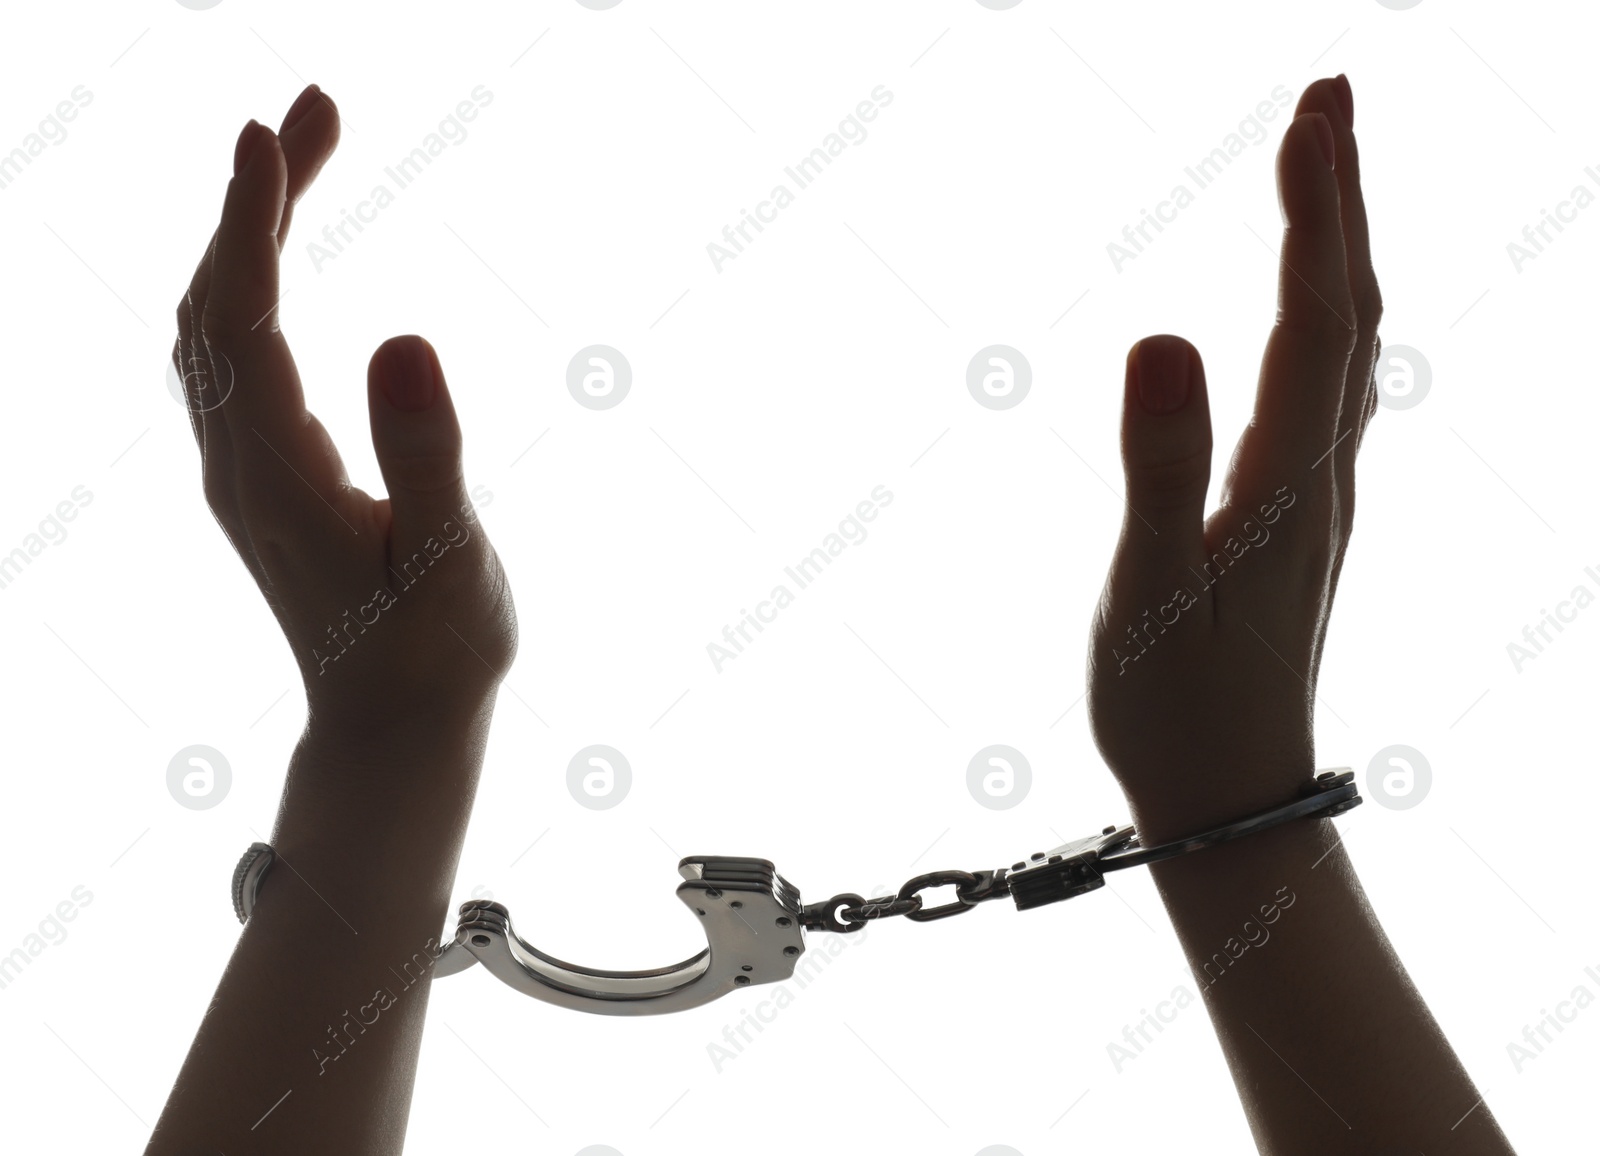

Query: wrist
left=303, top=689, right=497, bottom=761
left=267, top=703, right=495, bottom=897
left=1143, top=810, right=1335, bottom=884
left=1119, top=756, right=1318, bottom=846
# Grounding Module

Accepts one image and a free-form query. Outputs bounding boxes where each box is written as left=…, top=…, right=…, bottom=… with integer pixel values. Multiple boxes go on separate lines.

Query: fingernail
left=379, top=338, right=440, bottom=412
left=233, top=120, right=264, bottom=177
left=284, top=84, right=321, bottom=131
left=1132, top=336, right=1192, bottom=416
left=1333, top=74, right=1354, bottom=129
left=1310, top=112, right=1335, bottom=169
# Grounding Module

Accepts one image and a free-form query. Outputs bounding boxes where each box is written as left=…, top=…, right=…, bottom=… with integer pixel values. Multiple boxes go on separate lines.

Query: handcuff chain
left=801, top=867, right=1011, bottom=933
left=798, top=770, right=1362, bottom=934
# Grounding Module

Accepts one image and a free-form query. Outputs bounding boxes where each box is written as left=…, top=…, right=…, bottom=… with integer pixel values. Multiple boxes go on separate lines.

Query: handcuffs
left=232, top=769, right=1360, bottom=1016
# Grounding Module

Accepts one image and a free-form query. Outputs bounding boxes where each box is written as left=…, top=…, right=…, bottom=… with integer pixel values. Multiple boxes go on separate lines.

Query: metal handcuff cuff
left=232, top=769, right=1360, bottom=1016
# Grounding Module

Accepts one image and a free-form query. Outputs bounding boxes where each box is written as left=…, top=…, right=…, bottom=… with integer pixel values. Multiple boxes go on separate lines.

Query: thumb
left=367, top=335, right=475, bottom=546
left=1109, top=335, right=1213, bottom=611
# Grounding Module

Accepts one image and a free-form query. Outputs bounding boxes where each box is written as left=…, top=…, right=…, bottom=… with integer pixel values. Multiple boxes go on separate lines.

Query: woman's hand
left=151, top=87, right=518, bottom=1154
left=1086, top=75, right=1379, bottom=841
left=1081, top=82, right=1513, bottom=1153
left=172, top=85, right=516, bottom=748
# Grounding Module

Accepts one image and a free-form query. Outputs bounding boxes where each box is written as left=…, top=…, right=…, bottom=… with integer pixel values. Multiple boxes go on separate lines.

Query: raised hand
left=1079, top=77, right=1513, bottom=1154
left=173, top=84, right=516, bottom=742
left=152, top=87, right=516, bottom=1156
left=1086, top=75, right=1377, bottom=843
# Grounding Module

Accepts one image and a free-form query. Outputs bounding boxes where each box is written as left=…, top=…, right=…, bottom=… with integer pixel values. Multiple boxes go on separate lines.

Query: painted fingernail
left=1333, top=74, right=1354, bottom=129
left=379, top=338, right=440, bottom=412
left=1310, top=112, right=1335, bottom=169
left=233, top=120, right=264, bottom=177
left=1132, top=336, right=1192, bottom=416
left=283, top=84, right=321, bottom=131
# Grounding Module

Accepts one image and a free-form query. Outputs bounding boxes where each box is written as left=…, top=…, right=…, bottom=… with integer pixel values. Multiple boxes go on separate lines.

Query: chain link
left=801, top=866, right=1011, bottom=933
left=797, top=774, right=1361, bottom=933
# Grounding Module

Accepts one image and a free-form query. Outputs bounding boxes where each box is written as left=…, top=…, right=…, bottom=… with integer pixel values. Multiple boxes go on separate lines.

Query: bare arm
left=1135, top=812, right=1511, bottom=1151
left=1086, top=74, right=1515, bottom=1153
left=147, top=716, right=490, bottom=1153
left=149, top=85, right=516, bottom=1154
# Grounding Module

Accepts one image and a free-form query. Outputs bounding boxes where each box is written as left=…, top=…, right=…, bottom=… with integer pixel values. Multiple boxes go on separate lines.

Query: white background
left=0, top=0, right=1596, bottom=1151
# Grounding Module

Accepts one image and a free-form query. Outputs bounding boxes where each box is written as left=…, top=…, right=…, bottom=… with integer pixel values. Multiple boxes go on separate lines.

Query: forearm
left=1134, top=812, right=1514, bottom=1154
left=146, top=703, right=493, bottom=1156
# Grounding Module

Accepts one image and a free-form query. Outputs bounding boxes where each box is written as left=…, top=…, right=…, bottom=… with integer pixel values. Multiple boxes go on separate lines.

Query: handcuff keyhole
left=470, top=934, right=490, bottom=947
left=734, top=975, right=750, bottom=985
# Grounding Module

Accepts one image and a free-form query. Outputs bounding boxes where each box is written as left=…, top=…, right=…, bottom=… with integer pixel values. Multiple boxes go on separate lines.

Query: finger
left=182, top=112, right=281, bottom=341
left=171, top=331, right=277, bottom=593
left=179, top=83, right=341, bottom=486
left=176, top=232, right=228, bottom=455
left=171, top=330, right=227, bottom=481
left=367, top=336, right=479, bottom=557
left=175, top=240, right=247, bottom=549
left=1222, top=111, right=1354, bottom=553
left=180, top=84, right=340, bottom=320
left=206, top=122, right=358, bottom=537
left=205, top=121, right=290, bottom=343
left=204, top=124, right=320, bottom=447
left=276, top=84, right=343, bottom=249
left=1296, top=75, right=1382, bottom=506
left=177, top=230, right=218, bottom=351
left=179, top=96, right=344, bottom=545
left=1105, top=334, right=1214, bottom=619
